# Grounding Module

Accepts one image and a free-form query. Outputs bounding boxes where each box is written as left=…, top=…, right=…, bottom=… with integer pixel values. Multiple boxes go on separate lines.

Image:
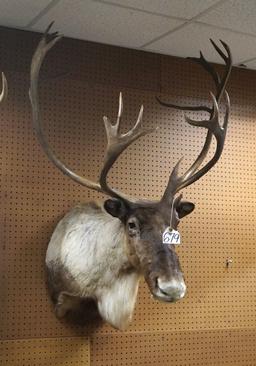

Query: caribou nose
left=157, top=278, right=186, bottom=300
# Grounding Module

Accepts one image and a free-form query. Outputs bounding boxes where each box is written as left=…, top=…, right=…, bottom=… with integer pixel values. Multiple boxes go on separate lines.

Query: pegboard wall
left=1, top=26, right=256, bottom=365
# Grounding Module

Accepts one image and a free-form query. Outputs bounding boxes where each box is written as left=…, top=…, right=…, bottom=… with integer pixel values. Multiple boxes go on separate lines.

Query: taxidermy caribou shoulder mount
left=30, top=24, right=232, bottom=330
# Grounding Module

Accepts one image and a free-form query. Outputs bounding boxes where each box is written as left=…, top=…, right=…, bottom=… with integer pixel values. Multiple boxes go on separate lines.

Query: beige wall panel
left=91, top=330, right=256, bottom=366
left=2, top=71, right=256, bottom=338
left=0, top=337, right=90, bottom=366
left=1, top=27, right=256, bottom=365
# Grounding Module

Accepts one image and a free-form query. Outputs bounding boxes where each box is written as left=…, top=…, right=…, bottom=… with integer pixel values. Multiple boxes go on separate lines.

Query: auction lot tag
left=162, top=227, right=181, bottom=245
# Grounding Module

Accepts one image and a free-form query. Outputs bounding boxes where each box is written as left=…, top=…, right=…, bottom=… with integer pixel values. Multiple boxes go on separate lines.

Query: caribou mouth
left=151, top=278, right=186, bottom=303
left=152, top=287, right=177, bottom=303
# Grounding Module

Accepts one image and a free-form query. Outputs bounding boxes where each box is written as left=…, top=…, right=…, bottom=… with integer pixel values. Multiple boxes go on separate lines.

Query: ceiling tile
left=198, top=0, right=256, bottom=35
left=31, top=0, right=183, bottom=48
left=144, top=23, right=256, bottom=65
left=0, top=0, right=52, bottom=28
left=96, top=0, right=221, bottom=20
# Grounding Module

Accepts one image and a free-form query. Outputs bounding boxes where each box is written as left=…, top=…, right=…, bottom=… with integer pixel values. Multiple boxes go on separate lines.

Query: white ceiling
left=1, top=0, right=256, bottom=69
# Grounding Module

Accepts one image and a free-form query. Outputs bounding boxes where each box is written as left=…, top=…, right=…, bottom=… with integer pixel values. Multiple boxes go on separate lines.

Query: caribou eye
left=127, top=219, right=139, bottom=236
left=128, top=222, right=136, bottom=229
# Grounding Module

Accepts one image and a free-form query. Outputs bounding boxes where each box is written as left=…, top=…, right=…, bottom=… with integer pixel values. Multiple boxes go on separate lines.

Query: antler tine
left=127, top=104, right=144, bottom=136
left=156, top=96, right=211, bottom=113
left=161, top=158, right=183, bottom=202
left=116, top=92, right=123, bottom=130
left=188, top=51, right=220, bottom=91
left=222, top=91, right=230, bottom=130
left=0, top=72, right=8, bottom=103
left=157, top=39, right=232, bottom=113
left=185, top=92, right=220, bottom=130
left=100, top=99, right=156, bottom=199
left=105, top=92, right=124, bottom=139
left=210, top=39, right=229, bottom=63
left=211, top=39, right=232, bottom=102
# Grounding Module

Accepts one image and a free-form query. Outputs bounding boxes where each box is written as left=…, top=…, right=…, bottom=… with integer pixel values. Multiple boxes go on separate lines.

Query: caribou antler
left=29, top=23, right=155, bottom=202
left=0, top=72, right=8, bottom=103
left=30, top=24, right=232, bottom=206
left=158, top=40, right=232, bottom=201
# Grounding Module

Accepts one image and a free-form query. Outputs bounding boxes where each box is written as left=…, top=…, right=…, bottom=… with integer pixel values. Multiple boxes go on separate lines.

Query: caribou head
left=30, top=25, right=232, bottom=329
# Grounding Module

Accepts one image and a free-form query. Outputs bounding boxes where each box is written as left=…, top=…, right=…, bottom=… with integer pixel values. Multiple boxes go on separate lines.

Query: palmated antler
left=0, top=72, right=8, bottom=103
left=158, top=40, right=232, bottom=202
left=29, top=23, right=155, bottom=203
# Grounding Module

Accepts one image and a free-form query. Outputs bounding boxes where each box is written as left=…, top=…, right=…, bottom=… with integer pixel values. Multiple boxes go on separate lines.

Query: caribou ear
left=104, top=198, right=128, bottom=219
left=176, top=200, right=195, bottom=218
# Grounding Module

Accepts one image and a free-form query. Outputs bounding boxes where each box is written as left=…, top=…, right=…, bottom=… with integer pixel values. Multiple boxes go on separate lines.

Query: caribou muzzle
left=155, top=277, right=186, bottom=302
left=144, top=249, right=187, bottom=303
